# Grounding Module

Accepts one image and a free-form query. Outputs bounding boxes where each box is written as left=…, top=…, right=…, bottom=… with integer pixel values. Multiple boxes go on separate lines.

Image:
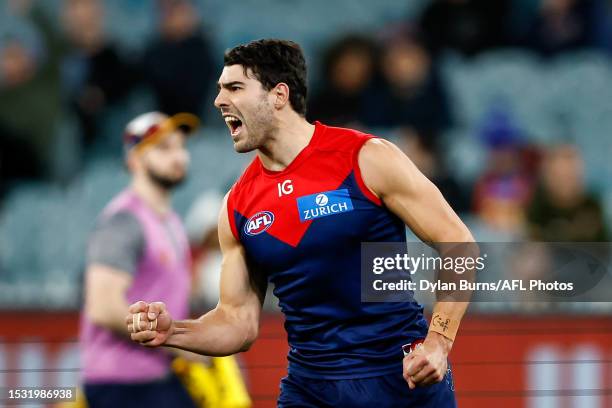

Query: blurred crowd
left=0, top=0, right=609, bottom=253
left=304, top=0, right=611, bottom=244
left=0, top=0, right=216, bottom=190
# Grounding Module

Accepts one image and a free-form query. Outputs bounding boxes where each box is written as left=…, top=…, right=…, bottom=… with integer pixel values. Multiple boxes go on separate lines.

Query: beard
left=146, top=166, right=186, bottom=191
left=234, top=96, right=277, bottom=153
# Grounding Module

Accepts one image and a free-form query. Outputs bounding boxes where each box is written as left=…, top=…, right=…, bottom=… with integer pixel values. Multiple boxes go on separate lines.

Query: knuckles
left=402, top=358, right=446, bottom=387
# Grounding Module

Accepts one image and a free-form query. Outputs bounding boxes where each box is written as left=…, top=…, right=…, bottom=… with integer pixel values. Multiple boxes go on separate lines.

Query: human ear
left=273, top=83, right=290, bottom=109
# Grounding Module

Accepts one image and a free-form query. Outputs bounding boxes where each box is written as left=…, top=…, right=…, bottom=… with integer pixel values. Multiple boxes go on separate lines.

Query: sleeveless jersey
left=227, top=122, right=428, bottom=379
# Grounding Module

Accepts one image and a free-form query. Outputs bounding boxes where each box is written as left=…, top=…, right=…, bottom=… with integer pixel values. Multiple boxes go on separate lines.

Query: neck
left=131, top=178, right=171, bottom=215
left=257, top=112, right=315, bottom=171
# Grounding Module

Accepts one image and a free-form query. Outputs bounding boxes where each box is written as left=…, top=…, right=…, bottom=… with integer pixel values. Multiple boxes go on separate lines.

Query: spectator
left=472, top=106, right=536, bottom=235
left=0, top=121, right=41, bottom=199
left=371, top=31, right=452, bottom=139
left=419, top=0, right=511, bottom=57
left=61, top=0, right=136, bottom=148
left=0, top=2, right=63, bottom=184
left=527, top=144, right=608, bottom=241
left=523, top=0, right=600, bottom=56
left=307, top=35, right=379, bottom=129
left=142, top=0, right=216, bottom=117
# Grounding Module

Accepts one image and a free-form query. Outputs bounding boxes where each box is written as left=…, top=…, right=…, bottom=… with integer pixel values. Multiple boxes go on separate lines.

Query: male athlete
left=81, top=112, right=199, bottom=407
left=127, top=39, right=473, bottom=407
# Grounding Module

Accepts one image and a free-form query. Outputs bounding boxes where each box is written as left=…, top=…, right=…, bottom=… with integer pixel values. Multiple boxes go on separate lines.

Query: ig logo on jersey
left=278, top=180, right=293, bottom=197
left=244, top=211, right=275, bottom=236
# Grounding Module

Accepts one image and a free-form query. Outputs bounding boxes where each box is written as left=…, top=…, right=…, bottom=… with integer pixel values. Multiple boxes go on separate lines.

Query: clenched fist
left=403, top=333, right=452, bottom=389
left=125, top=301, right=174, bottom=347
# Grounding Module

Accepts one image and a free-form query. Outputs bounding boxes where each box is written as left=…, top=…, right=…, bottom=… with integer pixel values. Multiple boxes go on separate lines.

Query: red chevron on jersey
left=227, top=121, right=379, bottom=247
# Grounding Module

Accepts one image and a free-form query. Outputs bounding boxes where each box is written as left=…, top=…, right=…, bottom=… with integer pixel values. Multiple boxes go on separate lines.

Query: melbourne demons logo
left=244, top=211, right=275, bottom=236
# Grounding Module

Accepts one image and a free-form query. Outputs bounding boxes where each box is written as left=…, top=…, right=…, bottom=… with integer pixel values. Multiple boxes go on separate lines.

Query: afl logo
left=244, top=211, right=275, bottom=236
left=315, top=194, right=328, bottom=206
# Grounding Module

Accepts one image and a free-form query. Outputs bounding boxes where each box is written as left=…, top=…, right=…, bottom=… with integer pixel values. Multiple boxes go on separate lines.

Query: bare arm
left=359, top=138, right=474, bottom=387
left=128, top=194, right=266, bottom=356
left=85, top=265, right=132, bottom=335
left=84, top=211, right=142, bottom=336
left=165, top=198, right=265, bottom=355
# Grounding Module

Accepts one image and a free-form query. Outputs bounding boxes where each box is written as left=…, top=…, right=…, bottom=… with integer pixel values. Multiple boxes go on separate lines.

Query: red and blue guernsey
left=227, top=122, right=428, bottom=379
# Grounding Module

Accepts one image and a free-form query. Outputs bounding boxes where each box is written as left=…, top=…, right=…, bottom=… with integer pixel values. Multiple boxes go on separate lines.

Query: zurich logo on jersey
left=297, top=189, right=354, bottom=222
left=244, top=211, right=275, bottom=236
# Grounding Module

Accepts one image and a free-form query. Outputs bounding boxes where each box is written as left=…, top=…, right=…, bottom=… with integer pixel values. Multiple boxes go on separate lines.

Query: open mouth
left=224, top=115, right=243, bottom=137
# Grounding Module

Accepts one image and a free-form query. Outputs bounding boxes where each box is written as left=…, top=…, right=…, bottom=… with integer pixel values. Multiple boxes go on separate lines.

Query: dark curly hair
left=224, top=39, right=308, bottom=116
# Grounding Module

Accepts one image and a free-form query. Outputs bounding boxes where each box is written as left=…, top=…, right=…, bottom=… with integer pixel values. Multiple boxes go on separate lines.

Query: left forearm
left=429, top=301, right=469, bottom=337
left=432, top=301, right=469, bottom=325
left=427, top=240, right=478, bottom=345
left=423, top=301, right=469, bottom=355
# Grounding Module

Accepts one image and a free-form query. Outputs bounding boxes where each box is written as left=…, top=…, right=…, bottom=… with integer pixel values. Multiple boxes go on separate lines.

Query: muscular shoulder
left=358, top=138, right=422, bottom=200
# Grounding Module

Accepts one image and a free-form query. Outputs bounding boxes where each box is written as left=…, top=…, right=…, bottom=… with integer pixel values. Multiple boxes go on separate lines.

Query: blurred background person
left=372, top=28, right=452, bottom=143
left=418, top=0, right=511, bottom=57
left=0, top=0, right=63, bottom=189
left=1, top=0, right=136, bottom=192
left=80, top=111, right=199, bottom=408
left=527, top=143, right=609, bottom=241
left=471, top=104, right=538, bottom=238
left=522, top=0, right=603, bottom=57
left=141, top=0, right=216, bottom=118
left=307, top=34, right=379, bottom=129
left=61, top=0, right=136, bottom=150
